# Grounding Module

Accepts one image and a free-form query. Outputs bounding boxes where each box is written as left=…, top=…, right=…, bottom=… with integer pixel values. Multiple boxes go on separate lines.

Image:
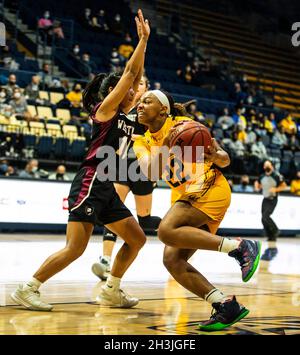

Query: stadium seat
left=54, top=137, right=69, bottom=159
left=23, top=133, right=36, bottom=148
left=27, top=105, right=37, bottom=117
left=39, top=91, right=50, bottom=101
left=56, top=108, right=71, bottom=124
left=68, top=137, right=86, bottom=161
left=36, top=135, right=53, bottom=158
left=63, top=125, right=78, bottom=141
left=46, top=123, right=62, bottom=137
left=29, top=121, right=46, bottom=136
left=50, top=92, right=64, bottom=105
left=37, top=106, right=54, bottom=120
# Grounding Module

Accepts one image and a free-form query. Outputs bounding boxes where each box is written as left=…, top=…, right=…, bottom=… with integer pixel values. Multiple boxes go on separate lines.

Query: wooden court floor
left=0, top=235, right=300, bottom=335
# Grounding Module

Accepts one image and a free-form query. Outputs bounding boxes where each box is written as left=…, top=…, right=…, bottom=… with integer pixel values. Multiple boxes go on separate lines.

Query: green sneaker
left=199, top=296, right=249, bottom=332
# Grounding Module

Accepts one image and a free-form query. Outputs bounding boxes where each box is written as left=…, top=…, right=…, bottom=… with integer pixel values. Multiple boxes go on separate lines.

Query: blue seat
left=54, top=137, right=69, bottom=159
left=37, top=136, right=53, bottom=158
left=68, top=139, right=86, bottom=161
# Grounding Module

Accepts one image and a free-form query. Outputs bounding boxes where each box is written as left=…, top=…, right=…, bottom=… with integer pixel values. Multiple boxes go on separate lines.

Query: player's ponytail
left=83, top=72, right=122, bottom=114
left=83, top=73, right=107, bottom=114
left=162, top=91, right=187, bottom=117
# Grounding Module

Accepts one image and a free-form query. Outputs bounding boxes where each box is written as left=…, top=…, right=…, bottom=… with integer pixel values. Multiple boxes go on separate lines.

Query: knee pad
left=103, top=227, right=117, bottom=242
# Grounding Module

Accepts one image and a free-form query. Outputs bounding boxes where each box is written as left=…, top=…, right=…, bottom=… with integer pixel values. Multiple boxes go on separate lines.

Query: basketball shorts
left=68, top=167, right=132, bottom=226
left=114, top=157, right=155, bottom=196
left=174, top=172, right=231, bottom=234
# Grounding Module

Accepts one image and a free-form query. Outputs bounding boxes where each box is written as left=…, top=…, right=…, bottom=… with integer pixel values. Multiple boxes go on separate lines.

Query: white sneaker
left=96, top=286, right=139, bottom=308
left=10, top=284, right=53, bottom=311
left=92, top=260, right=110, bottom=281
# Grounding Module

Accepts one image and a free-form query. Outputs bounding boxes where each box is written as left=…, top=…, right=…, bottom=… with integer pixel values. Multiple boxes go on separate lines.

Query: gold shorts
left=171, top=172, right=231, bottom=234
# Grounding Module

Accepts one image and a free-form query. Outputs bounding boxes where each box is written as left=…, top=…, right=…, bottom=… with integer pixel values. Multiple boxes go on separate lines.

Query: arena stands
left=0, top=0, right=300, bottom=191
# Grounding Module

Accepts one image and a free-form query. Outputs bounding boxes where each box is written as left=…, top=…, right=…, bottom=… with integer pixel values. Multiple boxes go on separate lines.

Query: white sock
left=105, top=275, right=121, bottom=292
left=205, top=288, right=228, bottom=304
left=218, top=238, right=240, bottom=253
left=101, top=255, right=111, bottom=264
left=23, top=277, right=42, bottom=291
left=268, top=241, right=277, bottom=249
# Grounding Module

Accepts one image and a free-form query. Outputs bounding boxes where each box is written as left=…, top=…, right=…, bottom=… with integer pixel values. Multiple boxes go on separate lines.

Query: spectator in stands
left=251, top=135, right=268, bottom=161
left=271, top=127, right=288, bottom=149
left=290, top=171, right=300, bottom=196
left=154, top=82, right=162, bottom=90
left=0, top=45, right=19, bottom=71
left=4, top=165, right=18, bottom=177
left=78, top=52, right=97, bottom=79
left=268, top=112, right=277, bottom=132
left=24, top=75, right=45, bottom=105
left=19, top=159, right=41, bottom=179
left=236, top=124, right=247, bottom=144
left=233, top=175, right=254, bottom=193
left=231, top=82, right=247, bottom=104
left=226, top=132, right=246, bottom=174
left=49, top=165, right=70, bottom=181
left=177, top=64, right=194, bottom=84
left=232, top=107, right=247, bottom=129
left=280, top=112, right=297, bottom=136
left=66, top=83, right=82, bottom=109
left=239, top=74, right=250, bottom=93
left=38, top=11, right=64, bottom=44
left=0, top=87, right=8, bottom=104
left=38, top=63, right=54, bottom=89
left=92, top=9, right=109, bottom=32
left=3, top=74, right=19, bottom=99
left=245, top=123, right=257, bottom=145
left=110, top=13, right=124, bottom=36
left=289, top=134, right=300, bottom=152
left=82, top=8, right=93, bottom=28
left=110, top=48, right=122, bottom=71
left=9, top=88, right=31, bottom=121
left=217, top=107, right=234, bottom=130
left=70, top=44, right=81, bottom=61
left=118, top=33, right=134, bottom=61
left=184, top=100, right=204, bottom=123
left=0, top=159, right=8, bottom=175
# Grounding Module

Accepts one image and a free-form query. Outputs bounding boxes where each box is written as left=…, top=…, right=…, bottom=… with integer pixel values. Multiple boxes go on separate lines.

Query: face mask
left=57, top=173, right=64, bottom=179
left=297, top=175, right=300, bottom=180
left=0, top=92, right=6, bottom=98
left=264, top=167, right=272, bottom=173
left=32, top=167, right=38, bottom=173
left=14, top=92, right=21, bottom=99
left=74, top=48, right=80, bottom=54
left=9, top=81, right=16, bottom=85
left=44, top=13, right=50, bottom=19
left=75, top=88, right=81, bottom=92
left=115, top=15, right=120, bottom=21
left=242, top=181, right=248, bottom=186
left=112, top=52, right=118, bottom=57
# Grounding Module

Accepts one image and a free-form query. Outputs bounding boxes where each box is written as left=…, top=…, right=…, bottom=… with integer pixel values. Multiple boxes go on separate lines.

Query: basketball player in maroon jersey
left=11, top=9, right=150, bottom=311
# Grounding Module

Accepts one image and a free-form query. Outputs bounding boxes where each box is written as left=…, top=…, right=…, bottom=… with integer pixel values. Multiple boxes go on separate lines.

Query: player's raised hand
left=135, top=9, right=150, bottom=41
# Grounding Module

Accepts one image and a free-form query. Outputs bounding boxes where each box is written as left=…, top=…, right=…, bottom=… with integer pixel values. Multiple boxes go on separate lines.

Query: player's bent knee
left=65, top=245, right=86, bottom=260
left=158, top=223, right=177, bottom=247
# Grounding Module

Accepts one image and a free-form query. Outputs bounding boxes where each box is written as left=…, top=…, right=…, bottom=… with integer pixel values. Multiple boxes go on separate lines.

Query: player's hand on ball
left=204, top=138, right=218, bottom=162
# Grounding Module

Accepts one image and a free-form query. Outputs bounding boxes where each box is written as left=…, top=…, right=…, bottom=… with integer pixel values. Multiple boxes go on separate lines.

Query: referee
left=254, top=160, right=287, bottom=260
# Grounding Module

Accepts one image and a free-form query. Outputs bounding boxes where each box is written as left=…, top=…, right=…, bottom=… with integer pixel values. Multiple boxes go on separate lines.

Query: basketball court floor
left=0, top=234, right=299, bottom=335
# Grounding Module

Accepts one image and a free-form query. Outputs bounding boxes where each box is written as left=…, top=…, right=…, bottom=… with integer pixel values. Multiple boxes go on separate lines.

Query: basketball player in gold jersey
left=133, top=90, right=262, bottom=331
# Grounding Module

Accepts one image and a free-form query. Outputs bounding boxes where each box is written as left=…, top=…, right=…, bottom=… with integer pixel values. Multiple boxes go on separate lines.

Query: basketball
left=169, top=121, right=212, bottom=162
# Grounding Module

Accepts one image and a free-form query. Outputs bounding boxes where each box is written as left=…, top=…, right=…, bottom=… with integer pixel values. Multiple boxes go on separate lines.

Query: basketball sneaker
left=229, top=239, right=261, bottom=282
left=96, top=285, right=139, bottom=308
left=10, top=284, right=53, bottom=311
left=261, top=247, right=278, bottom=261
left=199, top=296, right=249, bottom=331
left=92, top=257, right=110, bottom=281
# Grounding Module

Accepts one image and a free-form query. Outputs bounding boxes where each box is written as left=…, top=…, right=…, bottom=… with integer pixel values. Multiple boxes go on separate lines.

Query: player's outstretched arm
left=96, top=9, right=150, bottom=121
